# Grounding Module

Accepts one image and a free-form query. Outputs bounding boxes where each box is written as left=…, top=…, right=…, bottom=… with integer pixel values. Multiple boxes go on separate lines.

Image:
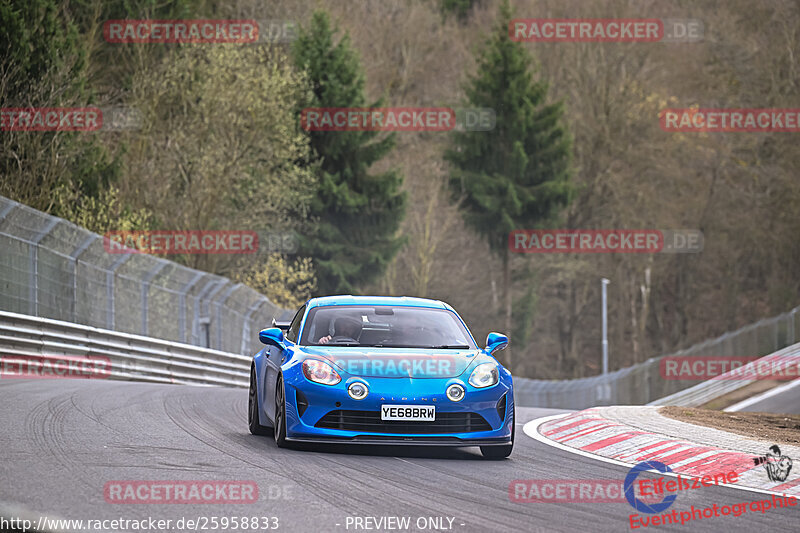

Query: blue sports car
left=248, top=295, right=514, bottom=458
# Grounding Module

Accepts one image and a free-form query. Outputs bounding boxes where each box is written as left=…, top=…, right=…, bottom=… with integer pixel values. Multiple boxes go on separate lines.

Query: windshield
left=299, top=305, right=476, bottom=349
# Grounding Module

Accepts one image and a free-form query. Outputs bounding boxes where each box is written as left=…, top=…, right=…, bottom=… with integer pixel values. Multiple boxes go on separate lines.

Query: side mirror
left=485, top=332, right=509, bottom=355
left=259, top=327, right=286, bottom=349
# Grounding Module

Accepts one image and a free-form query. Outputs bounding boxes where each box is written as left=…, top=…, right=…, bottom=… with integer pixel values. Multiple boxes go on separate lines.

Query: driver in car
left=318, top=316, right=362, bottom=344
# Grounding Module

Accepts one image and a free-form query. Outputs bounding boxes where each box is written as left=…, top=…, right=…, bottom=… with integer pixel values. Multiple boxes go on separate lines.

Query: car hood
left=299, top=347, right=482, bottom=378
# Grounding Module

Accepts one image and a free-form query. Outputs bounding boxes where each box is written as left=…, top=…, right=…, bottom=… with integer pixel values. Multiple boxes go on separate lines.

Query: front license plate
left=381, top=405, right=435, bottom=421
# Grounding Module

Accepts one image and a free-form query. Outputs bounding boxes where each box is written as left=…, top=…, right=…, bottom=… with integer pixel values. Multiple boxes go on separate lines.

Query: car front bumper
left=280, top=371, right=514, bottom=446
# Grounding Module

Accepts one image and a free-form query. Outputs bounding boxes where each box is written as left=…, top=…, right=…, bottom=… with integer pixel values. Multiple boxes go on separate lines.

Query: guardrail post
left=199, top=279, right=227, bottom=348
left=179, top=272, right=205, bottom=344
left=0, top=200, right=16, bottom=220
left=214, top=283, right=241, bottom=352
left=774, top=319, right=780, bottom=351
left=106, top=254, right=131, bottom=330
left=192, top=276, right=222, bottom=346
left=29, top=218, right=59, bottom=316
left=140, top=261, right=167, bottom=337
left=70, top=234, right=99, bottom=322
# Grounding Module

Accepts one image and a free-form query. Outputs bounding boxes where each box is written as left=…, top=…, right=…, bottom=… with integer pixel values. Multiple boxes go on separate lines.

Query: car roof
left=306, top=295, right=451, bottom=311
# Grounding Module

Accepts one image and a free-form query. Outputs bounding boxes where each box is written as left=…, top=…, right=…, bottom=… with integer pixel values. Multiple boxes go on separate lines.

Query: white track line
left=724, top=378, right=800, bottom=412
left=522, top=413, right=793, bottom=498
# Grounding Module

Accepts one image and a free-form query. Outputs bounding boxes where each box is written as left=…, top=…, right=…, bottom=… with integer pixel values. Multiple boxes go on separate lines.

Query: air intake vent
left=496, top=393, right=507, bottom=422
left=296, top=390, right=309, bottom=417
left=315, top=410, right=491, bottom=434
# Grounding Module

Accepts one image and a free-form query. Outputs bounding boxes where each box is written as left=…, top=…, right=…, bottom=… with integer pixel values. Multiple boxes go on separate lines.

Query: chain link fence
left=0, top=195, right=285, bottom=357
left=1, top=194, right=798, bottom=407
left=514, top=305, right=800, bottom=408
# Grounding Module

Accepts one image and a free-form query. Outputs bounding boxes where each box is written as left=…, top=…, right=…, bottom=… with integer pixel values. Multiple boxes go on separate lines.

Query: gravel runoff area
left=660, top=406, right=800, bottom=446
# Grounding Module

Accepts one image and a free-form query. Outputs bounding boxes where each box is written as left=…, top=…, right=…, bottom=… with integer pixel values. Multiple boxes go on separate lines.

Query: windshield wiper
left=321, top=342, right=361, bottom=346
left=359, top=343, right=418, bottom=348
left=344, top=343, right=472, bottom=349
left=429, top=344, right=470, bottom=349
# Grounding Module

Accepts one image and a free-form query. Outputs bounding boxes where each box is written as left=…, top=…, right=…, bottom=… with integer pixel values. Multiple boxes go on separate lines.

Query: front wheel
left=481, top=411, right=514, bottom=459
left=248, top=368, right=272, bottom=436
left=273, top=375, right=288, bottom=448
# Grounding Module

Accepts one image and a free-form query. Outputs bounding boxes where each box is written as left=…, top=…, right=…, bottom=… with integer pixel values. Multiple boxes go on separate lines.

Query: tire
left=481, top=410, right=514, bottom=459
left=248, top=367, right=272, bottom=436
left=273, top=375, right=288, bottom=448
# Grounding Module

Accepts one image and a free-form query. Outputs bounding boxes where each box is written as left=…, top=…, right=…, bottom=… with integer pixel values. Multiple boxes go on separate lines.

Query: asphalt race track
left=730, top=381, right=800, bottom=415
left=0, top=379, right=796, bottom=533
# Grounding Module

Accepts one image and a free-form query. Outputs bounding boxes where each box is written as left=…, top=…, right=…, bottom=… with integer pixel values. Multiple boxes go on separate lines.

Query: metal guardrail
left=0, top=310, right=249, bottom=388
left=0, top=309, right=632, bottom=408
left=647, top=341, right=800, bottom=407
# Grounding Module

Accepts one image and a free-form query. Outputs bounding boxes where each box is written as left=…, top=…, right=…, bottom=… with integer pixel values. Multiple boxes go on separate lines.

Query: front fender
left=252, top=348, right=270, bottom=425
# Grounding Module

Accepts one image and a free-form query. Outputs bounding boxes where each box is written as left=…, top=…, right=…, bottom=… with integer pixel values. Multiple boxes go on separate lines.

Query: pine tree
left=293, top=10, right=406, bottom=295
left=446, top=0, right=573, bottom=368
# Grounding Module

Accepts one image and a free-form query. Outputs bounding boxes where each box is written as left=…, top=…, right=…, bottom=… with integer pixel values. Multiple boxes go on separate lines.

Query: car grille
left=315, top=410, right=491, bottom=434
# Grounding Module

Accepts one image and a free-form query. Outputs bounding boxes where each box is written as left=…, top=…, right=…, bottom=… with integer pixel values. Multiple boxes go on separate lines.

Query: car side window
left=285, top=305, right=305, bottom=343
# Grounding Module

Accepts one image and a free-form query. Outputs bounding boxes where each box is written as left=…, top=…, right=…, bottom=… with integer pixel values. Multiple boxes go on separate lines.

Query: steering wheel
left=329, top=335, right=358, bottom=344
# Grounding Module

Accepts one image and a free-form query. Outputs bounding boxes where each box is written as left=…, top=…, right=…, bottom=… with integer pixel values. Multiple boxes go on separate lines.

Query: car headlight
left=302, top=359, right=341, bottom=385
left=468, top=363, right=499, bottom=388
